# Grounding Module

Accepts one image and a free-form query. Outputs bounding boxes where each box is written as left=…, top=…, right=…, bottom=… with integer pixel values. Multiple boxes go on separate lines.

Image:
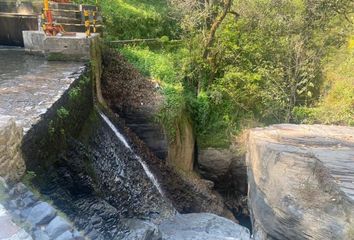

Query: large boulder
left=0, top=115, right=25, bottom=182
left=198, top=148, right=247, bottom=193
left=124, top=219, right=161, bottom=240
left=159, top=213, right=251, bottom=240
left=247, top=124, right=354, bottom=240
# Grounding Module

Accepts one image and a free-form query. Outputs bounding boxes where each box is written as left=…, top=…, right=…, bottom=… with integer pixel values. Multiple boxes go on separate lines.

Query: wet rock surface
left=0, top=204, right=32, bottom=240
left=247, top=124, right=354, bottom=240
left=31, top=114, right=175, bottom=239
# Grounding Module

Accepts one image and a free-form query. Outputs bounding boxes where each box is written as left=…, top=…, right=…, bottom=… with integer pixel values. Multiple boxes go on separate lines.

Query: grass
left=98, top=0, right=179, bottom=40
left=118, top=45, right=188, bottom=140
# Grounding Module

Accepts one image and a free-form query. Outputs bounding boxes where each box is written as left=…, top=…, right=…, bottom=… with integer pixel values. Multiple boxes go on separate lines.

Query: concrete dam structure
left=0, top=0, right=102, bottom=46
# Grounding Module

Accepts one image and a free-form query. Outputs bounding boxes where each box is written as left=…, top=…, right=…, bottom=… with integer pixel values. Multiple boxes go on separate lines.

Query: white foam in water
left=99, top=111, right=165, bottom=197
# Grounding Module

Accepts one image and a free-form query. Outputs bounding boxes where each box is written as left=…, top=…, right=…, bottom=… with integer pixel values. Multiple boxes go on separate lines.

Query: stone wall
left=21, top=66, right=93, bottom=171
left=0, top=116, right=25, bottom=182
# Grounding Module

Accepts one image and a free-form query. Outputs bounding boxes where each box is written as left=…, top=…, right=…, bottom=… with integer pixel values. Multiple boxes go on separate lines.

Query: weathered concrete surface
left=23, top=31, right=99, bottom=61
left=159, top=213, right=251, bottom=240
left=0, top=48, right=85, bottom=131
left=0, top=116, right=25, bottom=182
left=0, top=14, right=37, bottom=46
left=247, top=124, right=354, bottom=240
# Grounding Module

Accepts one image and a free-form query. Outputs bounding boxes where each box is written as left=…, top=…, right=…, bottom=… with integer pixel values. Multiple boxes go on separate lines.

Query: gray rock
left=198, top=148, right=234, bottom=181
left=159, top=213, right=251, bottom=240
left=33, top=229, right=50, bottom=240
left=20, top=207, right=32, bottom=219
left=46, top=216, right=72, bottom=239
left=8, top=183, right=28, bottom=197
left=247, top=124, right=354, bottom=240
left=22, top=192, right=38, bottom=208
left=8, top=199, right=18, bottom=209
left=54, top=231, right=74, bottom=240
left=124, top=219, right=161, bottom=240
left=72, top=230, right=85, bottom=240
left=27, top=202, right=56, bottom=225
left=198, top=148, right=248, bottom=193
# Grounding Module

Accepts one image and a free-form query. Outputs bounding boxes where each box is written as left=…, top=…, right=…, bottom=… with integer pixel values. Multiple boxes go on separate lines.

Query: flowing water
left=30, top=110, right=175, bottom=239
left=99, top=111, right=166, bottom=198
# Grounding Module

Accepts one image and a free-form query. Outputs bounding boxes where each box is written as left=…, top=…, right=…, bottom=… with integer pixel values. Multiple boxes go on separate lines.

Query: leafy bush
left=294, top=44, right=354, bottom=126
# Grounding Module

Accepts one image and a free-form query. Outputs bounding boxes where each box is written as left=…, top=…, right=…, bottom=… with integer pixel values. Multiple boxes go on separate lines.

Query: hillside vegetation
left=95, top=0, right=354, bottom=148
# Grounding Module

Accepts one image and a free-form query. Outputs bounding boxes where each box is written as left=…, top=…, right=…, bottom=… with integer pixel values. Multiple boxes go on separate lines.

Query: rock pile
left=4, top=182, right=84, bottom=240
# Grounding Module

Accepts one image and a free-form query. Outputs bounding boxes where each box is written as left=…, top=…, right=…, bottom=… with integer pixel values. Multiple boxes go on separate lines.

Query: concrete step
left=60, top=23, right=103, bottom=33
left=49, top=2, right=80, bottom=11
left=81, top=4, right=98, bottom=11
left=55, top=16, right=81, bottom=24
left=52, top=9, right=81, bottom=19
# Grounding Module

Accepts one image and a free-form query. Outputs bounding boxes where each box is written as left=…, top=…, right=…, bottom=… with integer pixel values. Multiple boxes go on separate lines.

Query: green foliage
left=69, top=87, right=81, bottom=101
left=22, top=171, right=37, bottom=185
left=48, top=120, right=55, bottom=136
left=56, top=107, right=70, bottom=119
left=108, top=0, right=353, bottom=148
left=118, top=45, right=181, bottom=83
left=293, top=44, right=354, bottom=126
left=183, top=0, right=353, bottom=146
left=98, top=0, right=180, bottom=40
left=118, top=45, right=189, bottom=139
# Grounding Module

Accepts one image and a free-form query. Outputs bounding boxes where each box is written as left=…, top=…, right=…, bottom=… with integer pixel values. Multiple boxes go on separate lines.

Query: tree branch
left=202, top=0, right=232, bottom=59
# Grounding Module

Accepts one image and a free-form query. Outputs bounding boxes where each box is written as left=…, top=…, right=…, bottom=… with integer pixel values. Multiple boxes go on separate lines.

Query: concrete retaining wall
left=21, top=67, right=93, bottom=170
left=0, top=14, right=37, bottom=46
left=23, top=31, right=99, bottom=61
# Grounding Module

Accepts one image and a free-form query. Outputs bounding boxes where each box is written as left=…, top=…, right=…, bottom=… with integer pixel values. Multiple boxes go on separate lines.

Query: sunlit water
left=99, top=111, right=167, bottom=199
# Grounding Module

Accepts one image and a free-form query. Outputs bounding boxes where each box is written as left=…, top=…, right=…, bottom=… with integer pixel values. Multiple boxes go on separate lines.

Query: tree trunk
left=202, top=0, right=232, bottom=60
